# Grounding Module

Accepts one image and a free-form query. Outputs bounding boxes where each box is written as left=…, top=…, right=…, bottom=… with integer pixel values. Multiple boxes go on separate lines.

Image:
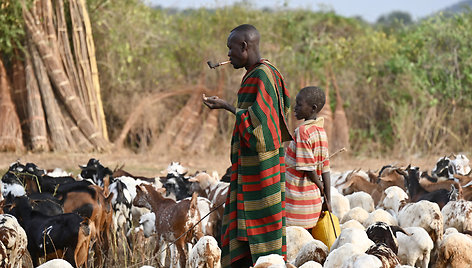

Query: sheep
left=377, top=186, right=409, bottom=216
left=298, top=261, right=322, bottom=268
left=253, top=254, right=286, bottom=268
left=286, top=226, right=315, bottom=264
left=340, top=207, right=369, bottom=225
left=365, top=222, right=403, bottom=254
left=398, top=200, right=444, bottom=245
left=36, top=259, right=74, bottom=268
left=396, top=226, right=434, bottom=268
left=345, top=191, right=374, bottom=212
left=330, top=187, right=350, bottom=220
left=435, top=231, right=472, bottom=267
left=187, top=236, right=221, bottom=268
left=341, top=220, right=365, bottom=231
left=444, top=227, right=459, bottom=236
left=441, top=199, right=472, bottom=233
left=291, top=239, right=328, bottom=267
left=365, top=243, right=400, bottom=268
left=364, top=209, right=398, bottom=228
left=139, top=212, right=156, bottom=238
left=330, top=228, right=374, bottom=253
left=324, top=243, right=365, bottom=268
left=452, top=154, right=471, bottom=175
left=341, top=253, right=382, bottom=268
left=0, top=214, right=28, bottom=268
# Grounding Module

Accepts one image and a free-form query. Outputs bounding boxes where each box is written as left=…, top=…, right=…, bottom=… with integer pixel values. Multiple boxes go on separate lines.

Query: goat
left=133, top=184, right=203, bottom=268
left=432, top=156, right=457, bottom=181
left=403, top=165, right=459, bottom=209
left=7, top=195, right=89, bottom=267
left=78, top=158, right=113, bottom=187
left=365, top=222, right=408, bottom=254
left=338, top=173, right=384, bottom=205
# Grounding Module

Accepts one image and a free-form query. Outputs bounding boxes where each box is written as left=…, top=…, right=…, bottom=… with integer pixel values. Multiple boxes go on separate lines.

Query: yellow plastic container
left=311, top=211, right=341, bottom=250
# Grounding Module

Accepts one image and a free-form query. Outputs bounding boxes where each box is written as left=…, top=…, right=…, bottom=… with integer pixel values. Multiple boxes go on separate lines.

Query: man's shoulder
left=247, top=63, right=277, bottom=81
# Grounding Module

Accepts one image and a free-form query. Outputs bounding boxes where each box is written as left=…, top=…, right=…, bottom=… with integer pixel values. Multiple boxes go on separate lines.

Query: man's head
left=227, top=24, right=261, bottom=69
left=295, top=86, right=325, bottom=120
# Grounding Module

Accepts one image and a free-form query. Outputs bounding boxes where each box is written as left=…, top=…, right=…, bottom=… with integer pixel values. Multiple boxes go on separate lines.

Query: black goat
left=7, top=196, right=87, bottom=267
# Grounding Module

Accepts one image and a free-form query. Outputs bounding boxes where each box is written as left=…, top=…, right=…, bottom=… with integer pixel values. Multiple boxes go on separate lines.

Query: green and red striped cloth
left=220, top=59, right=292, bottom=267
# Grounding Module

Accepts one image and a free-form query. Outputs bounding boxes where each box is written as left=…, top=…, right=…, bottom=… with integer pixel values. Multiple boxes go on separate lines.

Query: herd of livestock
left=0, top=153, right=471, bottom=268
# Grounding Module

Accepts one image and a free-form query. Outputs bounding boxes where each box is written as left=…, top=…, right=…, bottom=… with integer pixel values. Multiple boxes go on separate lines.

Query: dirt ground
left=0, top=147, right=446, bottom=178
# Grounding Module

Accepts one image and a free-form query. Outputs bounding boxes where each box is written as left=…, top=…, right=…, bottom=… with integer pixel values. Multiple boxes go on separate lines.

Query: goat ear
left=136, top=185, right=145, bottom=193
left=341, top=177, right=355, bottom=189
left=379, top=175, right=394, bottom=182
left=188, top=176, right=199, bottom=183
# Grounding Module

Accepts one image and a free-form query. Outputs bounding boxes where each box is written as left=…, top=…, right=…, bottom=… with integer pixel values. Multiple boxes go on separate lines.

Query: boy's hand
left=322, top=198, right=332, bottom=212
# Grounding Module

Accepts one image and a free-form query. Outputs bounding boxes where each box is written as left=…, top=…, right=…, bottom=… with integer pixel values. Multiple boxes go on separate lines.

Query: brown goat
left=419, top=178, right=463, bottom=199
left=377, top=167, right=407, bottom=192
left=340, top=174, right=384, bottom=205
left=133, top=185, right=203, bottom=267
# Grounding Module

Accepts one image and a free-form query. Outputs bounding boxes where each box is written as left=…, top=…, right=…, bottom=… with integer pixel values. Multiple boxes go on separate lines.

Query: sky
left=145, top=0, right=461, bottom=23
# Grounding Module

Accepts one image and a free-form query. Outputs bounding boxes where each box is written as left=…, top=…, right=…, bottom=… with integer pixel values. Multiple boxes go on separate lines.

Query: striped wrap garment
left=220, top=59, right=292, bottom=266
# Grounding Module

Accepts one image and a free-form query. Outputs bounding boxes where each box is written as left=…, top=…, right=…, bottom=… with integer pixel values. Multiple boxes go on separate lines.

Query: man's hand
left=203, top=94, right=236, bottom=114
left=203, top=94, right=226, bottom=109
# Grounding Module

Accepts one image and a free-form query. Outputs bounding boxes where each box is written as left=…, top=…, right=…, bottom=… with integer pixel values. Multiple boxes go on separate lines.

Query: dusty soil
left=0, top=147, right=444, bottom=178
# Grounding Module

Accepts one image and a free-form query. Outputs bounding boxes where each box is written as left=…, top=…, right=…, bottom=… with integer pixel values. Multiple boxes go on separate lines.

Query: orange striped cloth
left=285, top=117, right=330, bottom=228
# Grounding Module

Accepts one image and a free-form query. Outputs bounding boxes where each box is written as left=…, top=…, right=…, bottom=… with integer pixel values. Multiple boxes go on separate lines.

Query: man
left=203, top=24, right=292, bottom=267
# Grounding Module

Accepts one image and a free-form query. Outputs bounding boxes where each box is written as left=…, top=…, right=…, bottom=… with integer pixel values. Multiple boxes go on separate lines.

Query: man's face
left=227, top=32, right=247, bottom=69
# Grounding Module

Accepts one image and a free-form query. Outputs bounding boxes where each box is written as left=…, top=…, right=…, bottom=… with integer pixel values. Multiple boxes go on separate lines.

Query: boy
left=285, top=86, right=331, bottom=231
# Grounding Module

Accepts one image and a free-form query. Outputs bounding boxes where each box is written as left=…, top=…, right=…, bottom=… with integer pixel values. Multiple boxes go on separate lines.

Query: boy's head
left=295, top=86, right=325, bottom=120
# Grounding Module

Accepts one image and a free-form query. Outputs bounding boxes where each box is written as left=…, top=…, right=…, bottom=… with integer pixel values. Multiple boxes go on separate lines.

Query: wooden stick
left=56, top=0, right=83, bottom=108
left=29, top=37, right=70, bottom=152
left=0, top=55, right=25, bottom=152
left=11, top=50, right=29, bottom=135
left=69, top=0, right=97, bottom=128
left=24, top=39, right=49, bottom=152
left=78, top=0, right=108, bottom=141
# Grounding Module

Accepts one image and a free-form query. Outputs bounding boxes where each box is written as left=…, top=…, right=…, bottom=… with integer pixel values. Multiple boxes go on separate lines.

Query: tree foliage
left=12, top=0, right=467, bottom=155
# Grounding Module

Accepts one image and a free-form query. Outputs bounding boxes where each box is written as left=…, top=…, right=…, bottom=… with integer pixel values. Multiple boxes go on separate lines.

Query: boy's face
left=294, top=93, right=313, bottom=120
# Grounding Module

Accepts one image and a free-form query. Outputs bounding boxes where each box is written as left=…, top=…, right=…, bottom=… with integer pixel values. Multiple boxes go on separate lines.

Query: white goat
left=396, top=226, right=434, bottom=268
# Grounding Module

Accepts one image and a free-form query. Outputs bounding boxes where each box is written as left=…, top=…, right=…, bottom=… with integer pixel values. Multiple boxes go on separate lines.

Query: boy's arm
left=321, top=171, right=331, bottom=212
left=305, top=171, right=324, bottom=194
